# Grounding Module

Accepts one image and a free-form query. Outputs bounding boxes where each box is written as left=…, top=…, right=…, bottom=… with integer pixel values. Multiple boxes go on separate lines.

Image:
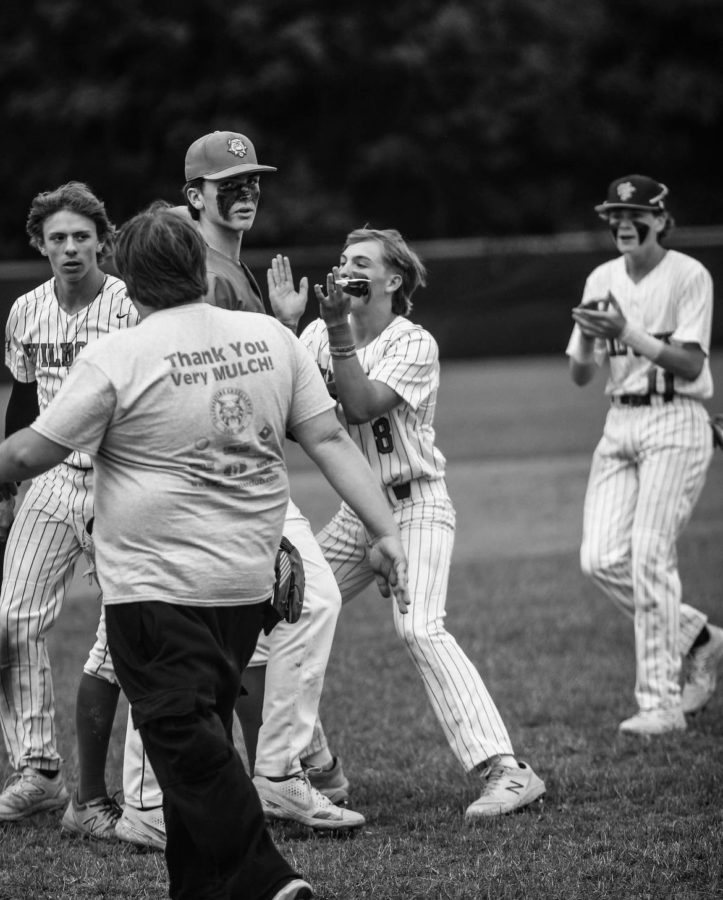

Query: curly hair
left=26, top=181, right=115, bottom=261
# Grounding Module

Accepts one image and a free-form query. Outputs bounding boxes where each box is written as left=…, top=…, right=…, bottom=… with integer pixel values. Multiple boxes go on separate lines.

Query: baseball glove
left=711, top=414, right=723, bottom=452
left=271, top=535, right=305, bottom=625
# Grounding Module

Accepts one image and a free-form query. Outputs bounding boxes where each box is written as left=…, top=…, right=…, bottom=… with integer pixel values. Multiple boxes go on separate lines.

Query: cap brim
left=595, top=201, right=663, bottom=214
left=202, top=163, right=277, bottom=180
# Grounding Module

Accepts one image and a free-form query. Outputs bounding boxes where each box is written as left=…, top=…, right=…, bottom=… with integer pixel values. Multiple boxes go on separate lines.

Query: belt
left=391, top=482, right=411, bottom=500
left=612, top=393, right=674, bottom=407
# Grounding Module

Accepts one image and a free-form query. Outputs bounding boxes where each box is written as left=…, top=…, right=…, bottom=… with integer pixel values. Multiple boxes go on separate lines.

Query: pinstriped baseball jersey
left=300, top=315, right=446, bottom=487
left=5, top=274, right=139, bottom=466
left=570, top=249, right=713, bottom=399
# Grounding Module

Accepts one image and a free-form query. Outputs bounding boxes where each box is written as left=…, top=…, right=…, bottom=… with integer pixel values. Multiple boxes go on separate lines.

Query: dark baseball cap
left=184, top=131, right=277, bottom=181
left=594, top=175, right=669, bottom=216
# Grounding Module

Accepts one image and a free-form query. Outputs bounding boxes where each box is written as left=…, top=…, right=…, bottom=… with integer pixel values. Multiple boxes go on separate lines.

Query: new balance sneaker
left=682, top=624, right=723, bottom=715
left=465, top=759, right=545, bottom=820
left=618, top=706, right=686, bottom=736
left=304, top=756, right=350, bottom=805
left=61, top=791, right=122, bottom=840
left=253, top=773, right=365, bottom=831
left=115, top=804, right=166, bottom=851
left=272, top=879, right=314, bottom=900
left=0, top=767, right=69, bottom=821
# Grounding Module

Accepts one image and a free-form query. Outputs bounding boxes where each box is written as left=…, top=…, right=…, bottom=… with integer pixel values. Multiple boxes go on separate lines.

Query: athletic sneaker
left=115, top=804, right=166, bottom=851
left=61, top=791, right=122, bottom=839
left=253, top=773, right=365, bottom=831
left=272, top=879, right=314, bottom=900
left=682, top=624, right=723, bottom=714
left=618, top=706, right=686, bottom=736
left=0, top=767, right=69, bottom=821
left=304, top=756, right=350, bottom=805
left=465, top=759, right=545, bottom=820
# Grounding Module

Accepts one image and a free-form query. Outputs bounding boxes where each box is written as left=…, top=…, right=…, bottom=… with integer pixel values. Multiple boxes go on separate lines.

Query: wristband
left=327, top=322, right=354, bottom=346
left=330, top=346, right=357, bottom=359
left=620, top=324, right=664, bottom=362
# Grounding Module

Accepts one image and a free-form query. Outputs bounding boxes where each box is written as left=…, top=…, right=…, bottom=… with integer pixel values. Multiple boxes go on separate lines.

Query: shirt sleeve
left=286, top=330, right=336, bottom=429
left=367, top=329, right=439, bottom=412
left=5, top=299, right=35, bottom=383
left=671, top=264, right=713, bottom=353
left=30, top=356, right=117, bottom=455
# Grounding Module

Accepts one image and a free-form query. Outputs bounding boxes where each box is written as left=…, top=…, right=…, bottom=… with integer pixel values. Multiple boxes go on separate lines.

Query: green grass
left=1, top=355, right=722, bottom=899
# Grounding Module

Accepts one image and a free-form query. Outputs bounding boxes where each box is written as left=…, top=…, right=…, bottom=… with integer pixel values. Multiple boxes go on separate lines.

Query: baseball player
left=114, top=131, right=365, bottom=848
left=0, top=183, right=139, bottom=832
left=0, top=206, right=409, bottom=900
left=567, top=174, right=722, bottom=736
left=270, top=227, right=546, bottom=819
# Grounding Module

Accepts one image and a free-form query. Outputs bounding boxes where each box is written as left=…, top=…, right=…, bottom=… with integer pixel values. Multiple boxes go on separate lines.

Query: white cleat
left=618, top=707, right=686, bottom=736
left=115, top=804, right=166, bottom=851
left=0, top=767, right=69, bottom=821
left=271, top=879, right=314, bottom=900
left=253, top=773, right=365, bottom=831
left=465, top=759, right=545, bottom=820
left=682, top=624, right=723, bottom=715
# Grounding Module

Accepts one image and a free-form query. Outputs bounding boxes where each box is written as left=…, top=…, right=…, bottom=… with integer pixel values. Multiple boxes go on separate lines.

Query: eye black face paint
left=610, top=221, right=650, bottom=244
left=215, top=180, right=260, bottom=220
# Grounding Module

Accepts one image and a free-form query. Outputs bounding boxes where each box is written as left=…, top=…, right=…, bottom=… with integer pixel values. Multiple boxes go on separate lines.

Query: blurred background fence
left=1, top=227, right=720, bottom=382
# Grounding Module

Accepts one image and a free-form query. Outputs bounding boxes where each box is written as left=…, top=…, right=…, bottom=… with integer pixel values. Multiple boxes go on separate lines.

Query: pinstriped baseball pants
left=309, top=479, right=514, bottom=772
left=0, top=465, right=113, bottom=771
left=580, top=397, right=713, bottom=712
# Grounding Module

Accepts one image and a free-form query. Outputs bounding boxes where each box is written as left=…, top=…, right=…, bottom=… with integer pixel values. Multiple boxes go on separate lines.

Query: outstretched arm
left=0, top=428, right=72, bottom=500
left=292, top=409, right=409, bottom=613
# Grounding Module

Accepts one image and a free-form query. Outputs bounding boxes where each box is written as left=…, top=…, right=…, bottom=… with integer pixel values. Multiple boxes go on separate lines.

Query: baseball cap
left=184, top=131, right=277, bottom=181
left=594, top=175, right=669, bottom=216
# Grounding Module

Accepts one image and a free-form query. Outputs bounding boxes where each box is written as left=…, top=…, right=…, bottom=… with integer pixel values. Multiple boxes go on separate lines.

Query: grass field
left=0, top=354, right=722, bottom=899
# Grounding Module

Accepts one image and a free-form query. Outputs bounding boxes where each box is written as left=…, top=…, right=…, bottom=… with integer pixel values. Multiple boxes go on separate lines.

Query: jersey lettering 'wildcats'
left=5, top=274, right=139, bottom=468
left=21, top=341, right=86, bottom=368
left=301, top=315, right=447, bottom=487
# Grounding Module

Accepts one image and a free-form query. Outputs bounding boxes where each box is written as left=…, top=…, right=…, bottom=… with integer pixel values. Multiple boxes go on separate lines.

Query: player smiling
left=568, top=174, right=722, bottom=736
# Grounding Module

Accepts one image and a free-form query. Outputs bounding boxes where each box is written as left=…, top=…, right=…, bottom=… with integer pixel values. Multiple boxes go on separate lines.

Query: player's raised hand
left=366, top=534, right=410, bottom=615
left=267, top=254, right=308, bottom=331
left=314, top=267, right=351, bottom=328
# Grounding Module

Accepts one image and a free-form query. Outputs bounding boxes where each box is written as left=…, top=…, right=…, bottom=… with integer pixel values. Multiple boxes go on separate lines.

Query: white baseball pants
left=580, top=397, right=713, bottom=711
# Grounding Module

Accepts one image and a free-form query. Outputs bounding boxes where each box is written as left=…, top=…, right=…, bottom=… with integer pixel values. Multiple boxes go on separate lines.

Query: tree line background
left=2, top=0, right=723, bottom=257
left=2, top=0, right=722, bottom=361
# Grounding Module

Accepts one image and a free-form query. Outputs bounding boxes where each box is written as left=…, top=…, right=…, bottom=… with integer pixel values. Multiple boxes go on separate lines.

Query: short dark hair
left=343, top=227, right=426, bottom=316
left=115, top=206, right=208, bottom=309
left=26, top=181, right=115, bottom=261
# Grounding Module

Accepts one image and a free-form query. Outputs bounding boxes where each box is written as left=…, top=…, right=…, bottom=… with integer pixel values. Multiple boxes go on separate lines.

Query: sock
left=691, top=626, right=710, bottom=651
left=75, top=673, right=120, bottom=804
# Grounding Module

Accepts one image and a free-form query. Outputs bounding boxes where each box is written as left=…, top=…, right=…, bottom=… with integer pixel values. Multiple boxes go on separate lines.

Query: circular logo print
left=211, top=388, right=253, bottom=435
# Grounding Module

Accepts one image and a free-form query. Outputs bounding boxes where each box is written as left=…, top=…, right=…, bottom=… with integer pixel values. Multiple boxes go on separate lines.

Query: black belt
left=612, top=393, right=674, bottom=407
left=391, top=482, right=411, bottom=500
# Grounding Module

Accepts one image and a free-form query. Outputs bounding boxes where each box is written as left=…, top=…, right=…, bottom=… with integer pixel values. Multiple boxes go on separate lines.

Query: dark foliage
left=1, top=0, right=722, bottom=256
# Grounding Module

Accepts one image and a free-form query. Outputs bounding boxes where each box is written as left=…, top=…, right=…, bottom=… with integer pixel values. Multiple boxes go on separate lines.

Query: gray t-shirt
left=32, top=302, right=335, bottom=606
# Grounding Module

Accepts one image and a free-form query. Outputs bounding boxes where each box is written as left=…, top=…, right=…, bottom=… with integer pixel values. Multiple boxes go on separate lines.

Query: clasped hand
left=572, top=292, right=627, bottom=340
